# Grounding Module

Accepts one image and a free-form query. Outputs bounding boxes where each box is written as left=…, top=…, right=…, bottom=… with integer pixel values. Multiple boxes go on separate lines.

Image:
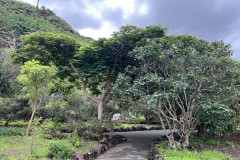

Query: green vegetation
left=46, top=141, right=74, bottom=159
left=156, top=147, right=233, bottom=160
left=0, top=127, right=27, bottom=136
left=0, top=0, right=92, bottom=49
left=223, top=141, right=234, bottom=147
left=0, top=0, right=239, bottom=158
left=0, top=121, right=28, bottom=127
left=205, top=139, right=221, bottom=146
left=0, top=122, right=98, bottom=159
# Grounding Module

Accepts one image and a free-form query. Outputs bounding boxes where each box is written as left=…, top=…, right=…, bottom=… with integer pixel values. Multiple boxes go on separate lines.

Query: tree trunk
left=180, top=134, right=189, bottom=149
left=121, top=101, right=126, bottom=122
left=5, top=120, right=9, bottom=127
left=26, top=100, right=37, bottom=137
left=98, top=101, right=104, bottom=120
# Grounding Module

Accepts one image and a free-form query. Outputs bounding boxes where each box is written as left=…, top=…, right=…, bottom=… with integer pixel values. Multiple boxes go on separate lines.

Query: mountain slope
left=0, top=0, right=92, bottom=49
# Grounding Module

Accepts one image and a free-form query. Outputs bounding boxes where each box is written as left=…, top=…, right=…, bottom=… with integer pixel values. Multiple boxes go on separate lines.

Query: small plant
left=73, top=129, right=80, bottom=147
left=223, top=141, right=234, bottom=147
left=29, top=150, right=42, bottom=159
left=46, top=142, right=74, bottom=159
left=205, top=139, right=220, bottom=146
left=160, top=140, right=170, bottom=147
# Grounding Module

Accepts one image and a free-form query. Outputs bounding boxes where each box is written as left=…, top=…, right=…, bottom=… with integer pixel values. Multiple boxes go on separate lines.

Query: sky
left=17, top=0, right=240, bottom=60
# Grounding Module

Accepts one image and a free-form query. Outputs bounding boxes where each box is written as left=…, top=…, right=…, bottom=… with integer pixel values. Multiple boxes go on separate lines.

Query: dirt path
left=96, top=130, right=168, bottom=160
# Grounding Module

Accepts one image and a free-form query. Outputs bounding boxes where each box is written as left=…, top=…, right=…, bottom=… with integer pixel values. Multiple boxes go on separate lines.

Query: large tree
left=12, top=25, right=167, bottom=120
left=118, top=35, right=240, bottom=148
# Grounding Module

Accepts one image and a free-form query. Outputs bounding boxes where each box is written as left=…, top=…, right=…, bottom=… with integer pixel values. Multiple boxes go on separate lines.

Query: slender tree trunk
left=98, top=101, right=104, bottom=120
left=26, top=100, right=37, bottom=137
left=121, top=100, right=126, bottom=122
left=5, top=120, right=9, bottom=127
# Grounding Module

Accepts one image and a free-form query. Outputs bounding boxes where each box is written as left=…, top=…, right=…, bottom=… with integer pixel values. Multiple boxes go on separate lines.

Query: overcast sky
left=17, top=0, right=240, bottom=60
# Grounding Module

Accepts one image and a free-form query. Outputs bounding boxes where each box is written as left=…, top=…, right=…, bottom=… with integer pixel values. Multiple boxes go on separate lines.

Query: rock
left=72, top=152, right=84, bottom=160
left=148, top=142, right=164, bottom=160
left=102, top=144, right=108, bottom=151
left=131, top=126, right=137, bottom=131
left=83, top=153, right=89, bottom=160
left=112, top=113, right=121, bottom=121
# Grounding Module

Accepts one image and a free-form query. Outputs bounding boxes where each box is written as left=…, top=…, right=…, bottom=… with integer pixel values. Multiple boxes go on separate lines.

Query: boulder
left=112, top=113, right=121, bottom=121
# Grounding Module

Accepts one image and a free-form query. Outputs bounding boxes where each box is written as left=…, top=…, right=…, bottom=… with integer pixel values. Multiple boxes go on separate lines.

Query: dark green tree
left=117, top=35, right=240, bottom=148
left=12, top=25, right=167, bottom=120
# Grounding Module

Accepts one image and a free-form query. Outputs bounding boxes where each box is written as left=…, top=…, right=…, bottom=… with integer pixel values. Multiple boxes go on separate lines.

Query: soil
left=202, top=130, right=240, bottom=159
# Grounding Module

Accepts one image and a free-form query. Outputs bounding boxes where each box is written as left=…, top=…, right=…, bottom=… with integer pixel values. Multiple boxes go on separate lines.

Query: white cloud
left=78, top=21, right=117, bottom=39
left=138, top=4, right=149, bottom=15
left=104, top=0, right=136, bottom=19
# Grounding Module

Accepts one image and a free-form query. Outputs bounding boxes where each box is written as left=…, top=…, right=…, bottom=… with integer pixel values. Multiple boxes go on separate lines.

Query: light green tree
left=17, top=59, right=57, bottom=136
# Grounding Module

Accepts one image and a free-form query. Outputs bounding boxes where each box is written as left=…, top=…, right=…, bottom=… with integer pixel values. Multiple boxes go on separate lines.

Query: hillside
left=0, top=0, right=92, bottom=49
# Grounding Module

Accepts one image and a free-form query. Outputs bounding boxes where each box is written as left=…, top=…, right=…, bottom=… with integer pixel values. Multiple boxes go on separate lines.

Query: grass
left=156, top=145, right=233, bottom=160
left=127, top=116, right=146, bottom=123
left=0, top=128, right=98, bottom=159
left=115, top=123, right=159, bottom=129
left=0, top=135, right=98, bottom=159
left=0, top=121, right=67, bottom=129
left=0, top=121, right=29, bottom=127
left=156, top=140, right=234, bottom=160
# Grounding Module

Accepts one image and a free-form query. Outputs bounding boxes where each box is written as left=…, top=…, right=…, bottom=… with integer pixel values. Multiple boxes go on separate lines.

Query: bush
left=46, top=142, right=74, bottom=159
left=65, top=91, right=98, bottom=123
left=223, top=141, right=234, bottom=147
left=0, top=127, right=27, bottom=136
left=198, top=103, right=237, bottom=139
left=205, top=139, right=220, bottom=146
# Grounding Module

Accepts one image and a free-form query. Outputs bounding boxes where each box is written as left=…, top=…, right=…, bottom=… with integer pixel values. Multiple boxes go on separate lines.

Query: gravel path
left=96, top=130, right=169, bottom=160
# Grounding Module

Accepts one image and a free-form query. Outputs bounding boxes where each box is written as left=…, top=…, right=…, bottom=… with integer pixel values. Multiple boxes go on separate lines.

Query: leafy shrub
left=66, top=91, right=98, bottom=123
left=46, top=142, right=74, bottom=159
left=128, top=116, right=146, bottom=123
left=198, top=103, right=237, bottom=139
left=0, top=127, right=28, bottom=136
left=72, top=117, right=115, bottom=140
left=160, top=140, right=170, bottom=147
left=223, top=141, right=234, bottom=147
left=189, top=136, right=204, bottom=148
left=205, top=139, right=220, bottom=146
left=30, top=150, right=42, bottom=159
